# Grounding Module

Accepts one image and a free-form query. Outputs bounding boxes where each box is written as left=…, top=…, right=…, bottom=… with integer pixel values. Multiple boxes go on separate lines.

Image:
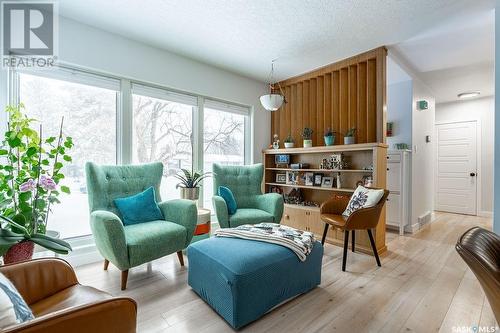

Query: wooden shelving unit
left=263, top=142, right=388, bottom=255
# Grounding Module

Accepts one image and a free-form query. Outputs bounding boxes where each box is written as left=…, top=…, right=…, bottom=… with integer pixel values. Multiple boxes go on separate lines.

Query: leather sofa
left=0, top=258, right=137, bottom=333
left=456, top=227, right=500, bottom=323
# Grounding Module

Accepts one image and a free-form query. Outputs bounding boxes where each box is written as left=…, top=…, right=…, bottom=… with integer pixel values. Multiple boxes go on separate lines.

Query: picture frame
left=275, top=154, right=290, bottom=166
left=276, top=173, right=287, bottom=183
left=313, top=173, right=323, bottom=186
left=304, top=172, right=314, bottom=186
left=286, top=171, right=298, bottom=185
left=321, top=176, right=334, bottom=188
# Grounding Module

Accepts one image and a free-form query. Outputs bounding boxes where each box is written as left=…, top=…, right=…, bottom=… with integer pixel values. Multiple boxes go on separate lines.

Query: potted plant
left=0, top=104, right=74, bottom=263
left=324, top=128, right=336, bottom=146
left=175, top=168, right=212, bottom=201
left=344, top=127, right=357, bottom=145
left=284, top=134, right=295, bottom=148
left=301, top=127, right=314, bottom=148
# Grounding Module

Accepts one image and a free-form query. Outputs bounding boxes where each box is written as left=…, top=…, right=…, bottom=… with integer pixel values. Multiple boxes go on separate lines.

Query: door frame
left=434, top=119, right=481, bottom=216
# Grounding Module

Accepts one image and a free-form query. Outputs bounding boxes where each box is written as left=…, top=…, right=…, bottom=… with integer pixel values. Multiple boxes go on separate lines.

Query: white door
left=435, top=121, right=477, bottom=215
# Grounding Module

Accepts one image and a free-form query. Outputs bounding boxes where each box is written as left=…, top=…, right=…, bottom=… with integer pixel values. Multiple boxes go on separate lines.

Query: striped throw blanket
left=214, top=223, right=315, bottom=261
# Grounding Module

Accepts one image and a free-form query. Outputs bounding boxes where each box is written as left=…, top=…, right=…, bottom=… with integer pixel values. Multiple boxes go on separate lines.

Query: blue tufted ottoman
left=187, top=237, right=323, bottom=329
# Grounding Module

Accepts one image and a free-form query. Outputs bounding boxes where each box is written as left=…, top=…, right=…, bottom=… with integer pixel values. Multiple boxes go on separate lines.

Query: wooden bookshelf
left=263, top=142, right=388, bottom=255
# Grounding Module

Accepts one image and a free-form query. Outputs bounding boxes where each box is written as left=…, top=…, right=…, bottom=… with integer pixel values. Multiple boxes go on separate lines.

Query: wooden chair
left=320, top=189, right=390, bottom=271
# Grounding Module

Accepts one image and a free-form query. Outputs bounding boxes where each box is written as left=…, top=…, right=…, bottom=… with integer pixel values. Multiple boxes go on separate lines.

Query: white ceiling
left=59, top=0, right=495, bottom=91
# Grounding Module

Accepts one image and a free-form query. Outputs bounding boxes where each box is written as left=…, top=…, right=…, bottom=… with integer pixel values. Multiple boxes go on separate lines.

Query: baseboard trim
left=478, top=210, right=493, bottom=218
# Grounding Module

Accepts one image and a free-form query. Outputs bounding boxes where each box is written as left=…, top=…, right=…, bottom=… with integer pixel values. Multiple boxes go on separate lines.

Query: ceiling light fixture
left=457, top=91, right=480, bottom=99
left=260, top=60, right=287, bottom=111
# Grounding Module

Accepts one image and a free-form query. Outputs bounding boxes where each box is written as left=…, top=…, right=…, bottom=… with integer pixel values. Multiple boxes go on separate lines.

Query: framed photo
left=304, top=172, right=314, bottom=186
left=275, top=154, right=290, bottom=166
left=321, top=176, right=334, bottom=188
left=286, top=171, right=298, bottom=185
left=313, top=173, right=323, bottom=186
left=330, top=153, right=343, bottom=169
left=276, top=173, right=286, bottom=183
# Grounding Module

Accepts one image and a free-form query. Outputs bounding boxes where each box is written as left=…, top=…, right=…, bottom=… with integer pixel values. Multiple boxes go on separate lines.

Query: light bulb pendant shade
left=260, top=93, right=284, bottom=111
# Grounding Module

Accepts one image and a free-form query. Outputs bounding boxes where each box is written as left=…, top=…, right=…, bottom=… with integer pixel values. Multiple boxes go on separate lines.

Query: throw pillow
left=218, top=186, right=237, bottom=215
left=114, top=186, right=164, bottom=226
left=0, top=287, right=17, bottom=329
left=0, top=273, right=33, bottom=326
left=342, top=185, right=384, bottom=217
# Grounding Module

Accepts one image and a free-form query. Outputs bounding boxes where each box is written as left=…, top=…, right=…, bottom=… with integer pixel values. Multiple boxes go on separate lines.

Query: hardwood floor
left=75, top=212, right=498, bottom=333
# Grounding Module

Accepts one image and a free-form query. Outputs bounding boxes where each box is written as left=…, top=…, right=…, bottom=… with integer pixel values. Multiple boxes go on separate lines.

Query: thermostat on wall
left=417, top=100, right=428, bottom=110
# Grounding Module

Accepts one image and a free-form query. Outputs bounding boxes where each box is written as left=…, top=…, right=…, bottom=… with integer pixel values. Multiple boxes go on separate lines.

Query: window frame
left=8, top=65, right=252, bottom=240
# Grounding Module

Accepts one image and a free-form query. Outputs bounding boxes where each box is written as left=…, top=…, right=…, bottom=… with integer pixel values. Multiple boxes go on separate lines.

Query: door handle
left=470, top=172, right=476, bottom=177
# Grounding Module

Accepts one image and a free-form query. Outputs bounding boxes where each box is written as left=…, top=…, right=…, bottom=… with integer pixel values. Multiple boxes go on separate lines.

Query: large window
left=18, top=71, right=118, bottom=239
left=11, top=67, right=250, bottom=240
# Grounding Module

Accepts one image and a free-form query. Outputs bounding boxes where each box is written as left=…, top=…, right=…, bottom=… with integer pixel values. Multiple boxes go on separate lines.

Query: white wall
left=387, top=80, right=412, bottom=148
left=436, top=97, right=494, bottom=214
left=495, top=2, right=500, bottom=233
left=0, top=17, right=270, bottom=163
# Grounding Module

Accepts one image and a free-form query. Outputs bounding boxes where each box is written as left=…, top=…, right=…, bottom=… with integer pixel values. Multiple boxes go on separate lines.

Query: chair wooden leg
left=351, top=230, right=355, bottom=252
left=321, top=223, right=329, bottom=245
left=103, top=259, right=109, bottom=271
left=342, top=230, right=349, bottom=272
left=367, top=229, right=381, bottom=267
left=177, top=251, right=185, bottom=266
left=121, top=270, right=129, bottom=290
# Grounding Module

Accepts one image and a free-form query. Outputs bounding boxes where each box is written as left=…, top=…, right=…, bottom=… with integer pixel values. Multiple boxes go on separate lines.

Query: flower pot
left=179, top=187, right=200, bottom=200
left=324, top=135, right=335, bottom=146
left=3, top=241, right=34, bottom=264
left=284, top=142, right=294, bottom=148
left=303, top=139, right=313, bottom=148
left=344, top=136, right=356, bottom=145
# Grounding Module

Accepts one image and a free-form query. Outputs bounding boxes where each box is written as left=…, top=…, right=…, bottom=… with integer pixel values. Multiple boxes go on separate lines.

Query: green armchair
left=85, top=162, right=197, bottom=290
left=212, top=163, right=284, bottom=228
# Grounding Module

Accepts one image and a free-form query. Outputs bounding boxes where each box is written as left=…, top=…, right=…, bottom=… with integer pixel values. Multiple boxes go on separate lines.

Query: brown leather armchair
left=456, top=227, right=500, bottom=324
left=320, top=189, right=390, bottom=271
left=0, top=258, right=137, bottom=333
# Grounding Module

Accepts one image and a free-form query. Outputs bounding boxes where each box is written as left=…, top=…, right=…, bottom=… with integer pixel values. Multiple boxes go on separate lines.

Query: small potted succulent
left=301, top=127, right=314, bottom=148
left=284, top=134, right=295, bottom=148
left=175, top=168, right=212, bottom=201
left=344, top=127, right=357, bottom=145
left=324, top=128, right=336, bottom=146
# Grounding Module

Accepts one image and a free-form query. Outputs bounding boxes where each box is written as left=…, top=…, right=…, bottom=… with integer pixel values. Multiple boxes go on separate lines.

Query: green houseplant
left=301, top=127, right=314, bottom=148
left=284, top=134, right=295, bottom=148
left=0, top=104, right=74, bottom=263
left=324, top=128, right=336, bottom=146
left=175, top=168, right=212, bottom=201
left=344, top=127, right=357, bottom=145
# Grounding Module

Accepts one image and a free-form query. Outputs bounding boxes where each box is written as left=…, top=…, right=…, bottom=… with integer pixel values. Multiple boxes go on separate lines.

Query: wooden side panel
left=339, top=68, right=348, bottom=137
left=308, top=78, right=317, bottom=144
left=367, top=59, right=377, bottom=142
left=295, top=83, right=303, bottom=145
left=332, top=71, right=340, bottom=144
left=349, top=65, right=358, bottom=131
left=357, top=62, right=367, bottom=143
left=302, top=80, right=309, bottom=146
left=324, top=73, right=332, bottom=139
left=316, top=76, right=324, bottom=144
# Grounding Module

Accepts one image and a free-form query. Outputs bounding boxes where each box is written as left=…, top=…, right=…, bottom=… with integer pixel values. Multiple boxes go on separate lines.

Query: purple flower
left=39, top=175, right=57, bottom=191
left=19, top=179, right=36, bottom=192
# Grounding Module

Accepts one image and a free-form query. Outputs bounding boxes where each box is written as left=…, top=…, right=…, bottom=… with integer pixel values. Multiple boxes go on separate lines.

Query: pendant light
left=260, top=60, right=287, bottom=111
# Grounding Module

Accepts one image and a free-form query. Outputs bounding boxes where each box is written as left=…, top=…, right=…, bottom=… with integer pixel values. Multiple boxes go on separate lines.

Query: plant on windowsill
left=175, top=168, right=212, bottom=201
left=324, top=127, right=336, bottom=146
left=0, top=104, right=74, bottom=264
left=344, top=127, right=357, bottom=145
left=301, top=127, right=314, bottom=148
left=284, top=134, right=295, bottom=148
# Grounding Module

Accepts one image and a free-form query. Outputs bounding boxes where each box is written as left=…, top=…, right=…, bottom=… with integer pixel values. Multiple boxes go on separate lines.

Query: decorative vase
left=180, top=187, right=200, bottom=201
left=324, top=135, right=335, bottom=146
left=303, top=139, right=313, bottom=148
left=3, top=241, right=34, bottom=264
left=344, top=136, right=355, bottom=145
left=284, top=142, right=294, bottom=148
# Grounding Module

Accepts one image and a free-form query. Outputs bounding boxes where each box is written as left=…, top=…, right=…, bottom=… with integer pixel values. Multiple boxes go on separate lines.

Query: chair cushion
left=321, top=213, right=348, bottom=228
left=30, top=285, right=112, bottom=317
left=218, top=186, right=237, bottom=215
left=124, top=220, right=187, bottom=267
left=114, top=187, right=163, bottom=226
left=343, top=185, right=384, bottom=216
left=229, top=208, right=274, bottom=227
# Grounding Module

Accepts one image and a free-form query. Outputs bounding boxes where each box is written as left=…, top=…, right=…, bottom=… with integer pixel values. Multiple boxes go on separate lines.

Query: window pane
left=203, top=107, right=246, bottom=210
left=19, top=73, right=117, bottom=239
left=132, top=94, right=193, bottom=201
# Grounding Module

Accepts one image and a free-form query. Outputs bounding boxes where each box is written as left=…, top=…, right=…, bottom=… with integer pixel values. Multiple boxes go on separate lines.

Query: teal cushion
left=124, top=220, right=187, bottom=266
left=229, top=208, right=274, bottom=227
left=0, top=272, right=34, bottom=323
left=114, top=187, right=163, bottom=226
left=218, top=186, right=237, bottom=215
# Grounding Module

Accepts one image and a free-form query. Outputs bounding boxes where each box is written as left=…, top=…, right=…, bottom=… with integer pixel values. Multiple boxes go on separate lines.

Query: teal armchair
left=212, top=163, right=284, bottom=228
left=85, top=162, right=197, bottom=290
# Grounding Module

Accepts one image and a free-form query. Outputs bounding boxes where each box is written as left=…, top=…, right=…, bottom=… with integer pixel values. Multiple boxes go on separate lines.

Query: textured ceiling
left=58, top=0, right=495, bottom=84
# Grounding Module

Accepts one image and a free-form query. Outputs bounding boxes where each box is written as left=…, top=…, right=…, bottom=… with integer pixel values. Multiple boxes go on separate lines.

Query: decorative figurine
left=272, top=134, right=280, bottom=149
